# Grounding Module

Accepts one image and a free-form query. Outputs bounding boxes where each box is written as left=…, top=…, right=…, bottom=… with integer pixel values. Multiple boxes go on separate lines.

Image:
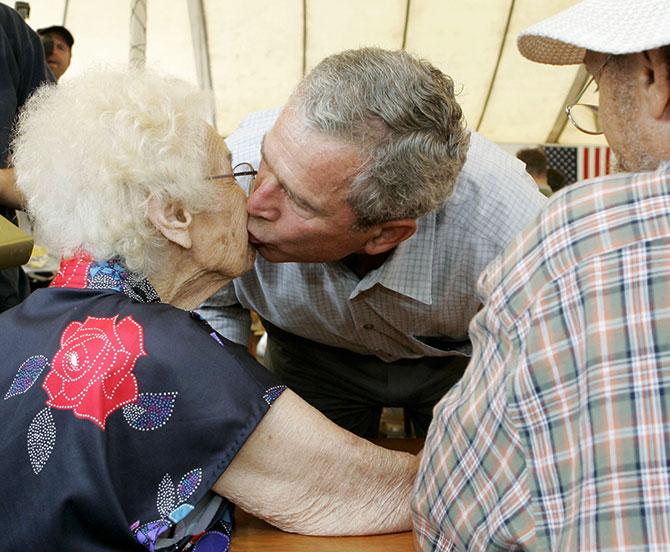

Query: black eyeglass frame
left=207, top=162, right=257, bottom=181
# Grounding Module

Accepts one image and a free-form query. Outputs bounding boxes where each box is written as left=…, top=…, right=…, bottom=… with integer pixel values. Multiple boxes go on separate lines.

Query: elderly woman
left=0, top=69, right=417, bottom=551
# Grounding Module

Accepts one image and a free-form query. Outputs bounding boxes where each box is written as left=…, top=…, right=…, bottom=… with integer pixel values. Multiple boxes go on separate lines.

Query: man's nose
left=246, top=177, right=280, bottom=221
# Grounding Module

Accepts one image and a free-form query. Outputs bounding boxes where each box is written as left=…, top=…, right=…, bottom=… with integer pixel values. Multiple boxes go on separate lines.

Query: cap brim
left=517, top=0, right=670, bottom=66
left=517, top=35, right=586, bottom=66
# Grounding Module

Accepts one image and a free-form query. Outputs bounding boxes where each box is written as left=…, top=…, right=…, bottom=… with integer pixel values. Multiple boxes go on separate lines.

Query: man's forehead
left=261, top=109, right=364, bottom=215
left=266, top=111, right=361, bottom=168
left=268, top=105, right=310, bottom=143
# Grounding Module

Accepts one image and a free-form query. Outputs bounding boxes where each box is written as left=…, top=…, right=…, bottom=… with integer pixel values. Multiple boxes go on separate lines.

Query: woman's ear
left=147, top=196, right=194, bottom=249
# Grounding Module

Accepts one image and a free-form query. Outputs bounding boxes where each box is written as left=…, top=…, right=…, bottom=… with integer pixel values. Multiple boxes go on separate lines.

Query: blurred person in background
left=0, top=4, right=54, bottom=313
left=36, top=24, right=73, bottom=81
left=547, top=166, right=567, bottom=193
left=516, top=146, right=553, bottom=196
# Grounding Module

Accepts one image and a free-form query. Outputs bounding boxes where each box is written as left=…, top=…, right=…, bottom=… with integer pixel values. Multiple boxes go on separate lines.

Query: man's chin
left=254, top=243, right=294, bottom=263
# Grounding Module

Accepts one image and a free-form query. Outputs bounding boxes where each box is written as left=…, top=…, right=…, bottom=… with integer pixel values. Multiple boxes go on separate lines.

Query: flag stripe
left=583, top=148, right=590, bottom=179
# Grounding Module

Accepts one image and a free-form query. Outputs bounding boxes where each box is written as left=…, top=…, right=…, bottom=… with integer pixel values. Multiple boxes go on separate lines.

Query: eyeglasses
left=208, top=162, right=257, bottom=195
left=565, top=55, right=612, bottom=135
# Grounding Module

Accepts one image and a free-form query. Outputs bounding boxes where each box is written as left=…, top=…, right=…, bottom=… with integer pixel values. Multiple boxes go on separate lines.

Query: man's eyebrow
left=259, top=136, right=323, bottom=215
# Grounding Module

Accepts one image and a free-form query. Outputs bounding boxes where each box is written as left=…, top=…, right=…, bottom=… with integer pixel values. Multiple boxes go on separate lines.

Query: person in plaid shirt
left=413, top=0, right=670, bottom=550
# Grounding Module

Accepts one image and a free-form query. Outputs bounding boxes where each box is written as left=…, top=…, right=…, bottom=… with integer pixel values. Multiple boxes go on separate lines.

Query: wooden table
left=231, top=510, right=415, bottom=551
left=230, top=438, right=423, bottom=551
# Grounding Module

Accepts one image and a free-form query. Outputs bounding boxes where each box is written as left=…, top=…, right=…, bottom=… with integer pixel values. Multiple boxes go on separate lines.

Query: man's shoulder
left=482, top=163, right=670, bottom=312
left=542, top=164, right=670, bottom=236
left=0, top=4, right=23, bottom=35
left=451, top=132, right=545, bottom=214
left=433, top=132, right=546, bottom=247
left=460, top=132, right=530, bottom=184
left=225, top=108, right=281, bottom=165
left=236, top=107, right=281, bottom=131
left=0, top=5, right=44, bottom=59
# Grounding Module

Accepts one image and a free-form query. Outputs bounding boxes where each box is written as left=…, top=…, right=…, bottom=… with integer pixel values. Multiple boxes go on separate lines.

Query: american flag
left=545, top=145, right=612, bottom=184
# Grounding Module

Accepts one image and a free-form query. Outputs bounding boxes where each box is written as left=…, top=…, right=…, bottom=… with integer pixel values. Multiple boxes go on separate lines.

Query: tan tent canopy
left=4, top=0, right=605, bottom=145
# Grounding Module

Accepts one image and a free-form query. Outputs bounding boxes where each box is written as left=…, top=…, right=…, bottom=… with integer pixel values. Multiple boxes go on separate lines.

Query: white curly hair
left=12, top=67, right=216, bottom=276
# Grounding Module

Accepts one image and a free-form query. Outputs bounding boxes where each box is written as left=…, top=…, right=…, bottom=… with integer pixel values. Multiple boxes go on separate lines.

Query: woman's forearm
left=214, top=389, right=419, bottom=535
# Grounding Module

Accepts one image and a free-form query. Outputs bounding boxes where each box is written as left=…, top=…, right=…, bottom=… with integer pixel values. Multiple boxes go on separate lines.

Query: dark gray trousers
left=264, top=322, right=469, bottom=439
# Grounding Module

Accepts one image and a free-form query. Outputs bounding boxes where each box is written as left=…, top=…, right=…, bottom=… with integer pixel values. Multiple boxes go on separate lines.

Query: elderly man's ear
left=640, top=49, right=670, bottom=120
left=147, top=196, right=194, bottom=249
left=361, top=218, right=417, bottom=256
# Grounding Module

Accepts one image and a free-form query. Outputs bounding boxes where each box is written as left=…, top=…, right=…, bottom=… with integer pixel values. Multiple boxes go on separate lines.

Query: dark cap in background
left=36, top=25, right=74, bottom=48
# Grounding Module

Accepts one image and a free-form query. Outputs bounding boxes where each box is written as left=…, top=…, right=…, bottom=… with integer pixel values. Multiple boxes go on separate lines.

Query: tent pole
left=475, top=0, right=515, bottom=132
left=401, top=0, right=411, bottom=50
left=302, top=0, right=308, bottom=77
left=62, top=0, right=70, bottom=26
left=545, top=65, right=590, bottom=144
left=187, top=0, right=216, bottom=127
left=129, top=0, right=147, bottom=68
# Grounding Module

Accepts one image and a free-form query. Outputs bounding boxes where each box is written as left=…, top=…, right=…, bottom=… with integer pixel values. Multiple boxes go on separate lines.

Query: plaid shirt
left=414, top=161, right=670, bottom=550
left=199, top=109, right=545, bottom=361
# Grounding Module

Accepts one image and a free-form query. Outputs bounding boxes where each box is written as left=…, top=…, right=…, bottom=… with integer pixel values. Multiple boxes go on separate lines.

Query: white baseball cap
left=518, top=0, right=670, bottom=65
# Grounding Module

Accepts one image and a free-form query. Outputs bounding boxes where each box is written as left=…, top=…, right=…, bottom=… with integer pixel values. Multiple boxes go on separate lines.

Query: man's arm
left=214, top=389, right=418, bottom=535
left=0, top=168, right=24, bottom=209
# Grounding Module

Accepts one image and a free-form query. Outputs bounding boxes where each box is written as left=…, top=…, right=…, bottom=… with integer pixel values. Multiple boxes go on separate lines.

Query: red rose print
left=43, top=315, right=147, bottom=429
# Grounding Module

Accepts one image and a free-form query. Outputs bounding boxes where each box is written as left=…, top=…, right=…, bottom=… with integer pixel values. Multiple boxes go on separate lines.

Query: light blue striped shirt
left=198, top=109, right=546, bottom=362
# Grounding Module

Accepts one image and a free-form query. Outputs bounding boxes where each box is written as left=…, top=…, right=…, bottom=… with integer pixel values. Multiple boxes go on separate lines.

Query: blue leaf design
left=5, top=355, right=50, bottom=400
left=168, top=503, right=194, bottom=524
left=177, top=468, right=202, bottom=502
left=134, top=520, right=171, bottom=547
left=27, top=407, right=56, bottom=474
left=122, top=392, right=177, bottom=431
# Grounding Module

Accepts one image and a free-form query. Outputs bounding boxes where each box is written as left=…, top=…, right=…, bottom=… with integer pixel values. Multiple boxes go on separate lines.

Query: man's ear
left=641, top=49, right=670, bottom=120
left=360, top=218, right=417, bottom=256
left=146, top=196, right=194, bottom=250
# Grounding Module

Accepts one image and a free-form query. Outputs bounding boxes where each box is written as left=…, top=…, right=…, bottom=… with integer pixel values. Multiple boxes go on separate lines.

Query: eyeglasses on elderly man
left=565, top=54, right=613, bottom=135
left=0, top=67, right=418, bottom=550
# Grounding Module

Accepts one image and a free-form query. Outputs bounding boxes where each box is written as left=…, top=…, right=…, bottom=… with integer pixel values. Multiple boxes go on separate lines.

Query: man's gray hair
left=293, top=47, right=470, bottom=227
left=12, top=67, right=215, bottom=276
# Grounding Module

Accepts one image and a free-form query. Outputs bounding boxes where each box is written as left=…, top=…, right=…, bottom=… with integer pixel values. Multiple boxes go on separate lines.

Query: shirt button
left=363, top=323, right=374, bottom=330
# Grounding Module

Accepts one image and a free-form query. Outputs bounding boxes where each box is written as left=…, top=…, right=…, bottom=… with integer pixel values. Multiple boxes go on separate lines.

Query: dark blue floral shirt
left=0, top=254, right=285, bottom=551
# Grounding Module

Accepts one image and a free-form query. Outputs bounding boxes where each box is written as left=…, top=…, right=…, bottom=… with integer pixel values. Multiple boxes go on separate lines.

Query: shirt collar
left=352, top=212, right=436, bottom=305
left=50, top=252, right=160, bottom=303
